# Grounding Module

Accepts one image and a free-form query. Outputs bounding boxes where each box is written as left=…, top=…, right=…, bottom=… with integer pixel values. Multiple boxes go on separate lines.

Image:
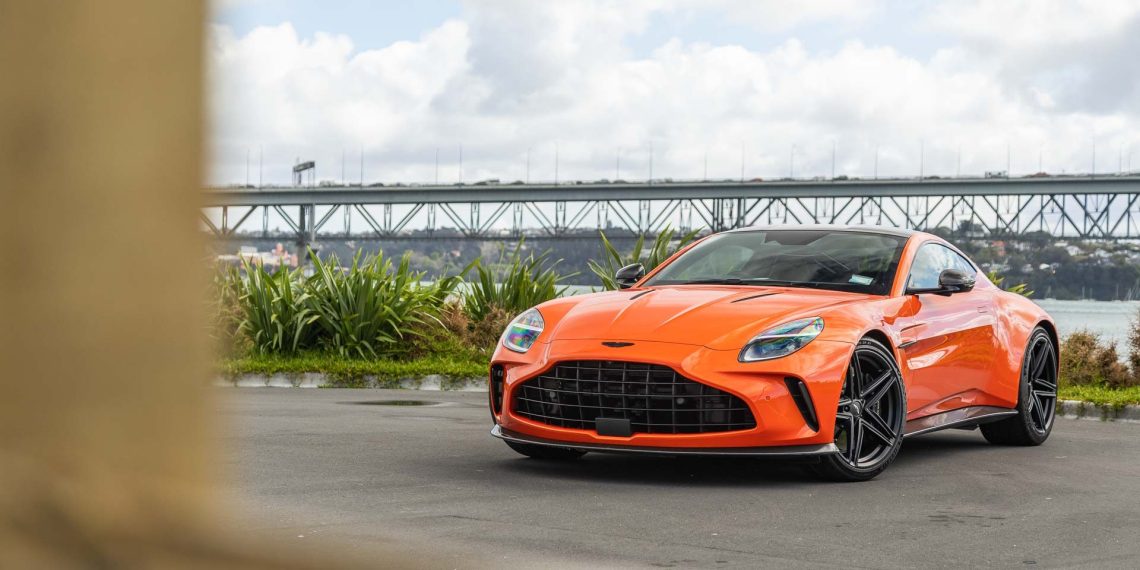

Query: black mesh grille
left=512, top=360, right=756, bottom=434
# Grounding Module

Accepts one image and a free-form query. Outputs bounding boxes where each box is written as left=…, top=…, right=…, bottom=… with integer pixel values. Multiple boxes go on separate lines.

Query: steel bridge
left=202, top=176, right=1140, bottom=245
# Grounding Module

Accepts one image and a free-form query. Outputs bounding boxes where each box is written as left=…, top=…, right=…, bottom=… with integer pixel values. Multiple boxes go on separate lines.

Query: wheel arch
left=1035, top=319, right=1060, bottom=366
left=857, top=327, right=901, bottom=367
left=861, top=328, right=893, bottom=352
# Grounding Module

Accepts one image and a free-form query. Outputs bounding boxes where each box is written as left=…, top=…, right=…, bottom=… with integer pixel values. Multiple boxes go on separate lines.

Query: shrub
left=1128, top=307, right=1140, bottom=386
left=306, top=251, right=452, bottom=359
left=236, top=261, right=318, bottom=355
left=229, top=249, right=462, bottom=359
left=588, top=226, right=699, bottom=290
left=419, top=300, right=513, bottom=357
left=209, top=266, right=249, bottom=357
left=463, top=243, right=570, bottom=322
left=1059, top=330, right=1132, bottom=388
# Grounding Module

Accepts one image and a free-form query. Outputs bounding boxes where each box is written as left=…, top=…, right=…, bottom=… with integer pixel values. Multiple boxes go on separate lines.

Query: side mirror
left=936, top=268, right=976, bottom=295
left=614, top=263, right=645, bottom=289
left=907, top=268, right=976, bottom=296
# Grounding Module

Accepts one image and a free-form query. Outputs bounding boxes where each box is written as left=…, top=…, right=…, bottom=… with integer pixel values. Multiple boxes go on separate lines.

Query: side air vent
left=490, top=364, right=505, bottom=417
left=784, top=377, right=819, bottom=432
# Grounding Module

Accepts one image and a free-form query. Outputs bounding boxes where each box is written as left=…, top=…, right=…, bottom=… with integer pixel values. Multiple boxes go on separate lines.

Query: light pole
left=919, top=139, right=924, bottom=180
left=831, top=140, right=836, bottom=180
left=649, top=141, right=654, bottom=183
left=740, top=143, right=745, bottom=183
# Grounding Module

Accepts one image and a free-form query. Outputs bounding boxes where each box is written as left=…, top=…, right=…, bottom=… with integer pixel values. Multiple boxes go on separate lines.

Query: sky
left=208, top=0, right=1140, bottom=186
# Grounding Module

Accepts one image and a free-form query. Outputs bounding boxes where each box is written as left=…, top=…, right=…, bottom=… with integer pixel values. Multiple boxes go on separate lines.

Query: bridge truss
left=202, top=177, right=1140, bottom=243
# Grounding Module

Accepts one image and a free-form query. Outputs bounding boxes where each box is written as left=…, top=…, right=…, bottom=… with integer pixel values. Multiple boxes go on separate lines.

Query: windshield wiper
left=675, top=278, right=834, bottom=289
left=740, top=278, right=827, bottom=289
left=678, top=278, right=747, bottom=285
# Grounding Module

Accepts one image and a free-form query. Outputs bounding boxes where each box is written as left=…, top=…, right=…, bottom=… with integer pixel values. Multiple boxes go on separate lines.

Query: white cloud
left=208, top=1, right=1140, bottom=187
left=929, top=0, right=1139, bottom=50
left=678, top=0, right=876, bottom=31
left=927, top=0, right=1140, bottom=115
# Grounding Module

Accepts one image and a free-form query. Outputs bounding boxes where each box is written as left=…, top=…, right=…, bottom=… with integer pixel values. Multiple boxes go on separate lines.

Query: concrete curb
left=1056, top=399, right=1140, bottom=423
left=216, top=373, right=486, bottom=391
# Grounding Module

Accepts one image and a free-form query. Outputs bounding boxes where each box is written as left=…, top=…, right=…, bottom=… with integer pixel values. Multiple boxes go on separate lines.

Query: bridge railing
left=200, top=176, right=1140, bottom=241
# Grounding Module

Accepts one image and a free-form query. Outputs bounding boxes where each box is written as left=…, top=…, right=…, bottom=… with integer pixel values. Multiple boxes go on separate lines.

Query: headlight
left=502, top=308, right=544, bottom=353
left=739, top=317, right=824, bottom=362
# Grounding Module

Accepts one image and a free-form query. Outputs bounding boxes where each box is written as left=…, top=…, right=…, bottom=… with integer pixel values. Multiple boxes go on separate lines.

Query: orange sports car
left=488, top=225, right=1058, bottom=481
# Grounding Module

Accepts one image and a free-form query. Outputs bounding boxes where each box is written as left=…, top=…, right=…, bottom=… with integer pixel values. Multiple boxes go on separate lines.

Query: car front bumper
left=491, top=425, right=840, bottom=456
left=490, top=338, right=855, bottom=451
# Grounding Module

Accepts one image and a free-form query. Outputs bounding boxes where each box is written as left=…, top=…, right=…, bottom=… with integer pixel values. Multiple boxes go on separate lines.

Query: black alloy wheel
left=815, top=337, right=907, bottom=482
left=981, top=327, right=1057, bottom=445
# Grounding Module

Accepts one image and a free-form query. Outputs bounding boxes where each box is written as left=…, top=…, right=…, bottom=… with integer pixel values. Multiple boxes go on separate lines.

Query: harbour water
left=1034, top=299, right=1137, bottom=351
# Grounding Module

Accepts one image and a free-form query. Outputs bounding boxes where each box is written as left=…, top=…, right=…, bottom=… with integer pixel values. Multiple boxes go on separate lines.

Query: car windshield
left=644, top=229, right=906, bottom=295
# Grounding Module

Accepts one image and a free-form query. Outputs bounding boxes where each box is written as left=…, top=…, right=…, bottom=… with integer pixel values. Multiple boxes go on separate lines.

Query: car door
left=897, top=243, right=998, bottom=417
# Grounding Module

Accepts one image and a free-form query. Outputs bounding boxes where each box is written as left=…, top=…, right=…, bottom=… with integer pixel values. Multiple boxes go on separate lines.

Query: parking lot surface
left=220, top=389, right=1140, bottom=568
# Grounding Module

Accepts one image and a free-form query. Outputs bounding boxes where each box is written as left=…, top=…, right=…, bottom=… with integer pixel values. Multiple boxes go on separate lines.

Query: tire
left=504, top=440, right=587, bottom=460
left=981, top=327, right=1057, bottom=446
left=814, top=337, right=907, bottom=482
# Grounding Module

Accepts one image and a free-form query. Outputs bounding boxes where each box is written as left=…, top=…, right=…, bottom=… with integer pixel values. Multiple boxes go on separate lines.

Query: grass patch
left=1058, top=384, right=1140, bottom=408
left=220, top=351, right=488, bottom=388
left=217, top=351, right=1140, bottom=408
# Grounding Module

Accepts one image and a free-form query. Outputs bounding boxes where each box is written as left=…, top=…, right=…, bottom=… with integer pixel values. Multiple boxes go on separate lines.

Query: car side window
left=907, top=244, right=976, bottom=290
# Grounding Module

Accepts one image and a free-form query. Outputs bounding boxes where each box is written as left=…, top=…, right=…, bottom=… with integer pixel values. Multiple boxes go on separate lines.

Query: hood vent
left=731, top=292, right=780, bottom=303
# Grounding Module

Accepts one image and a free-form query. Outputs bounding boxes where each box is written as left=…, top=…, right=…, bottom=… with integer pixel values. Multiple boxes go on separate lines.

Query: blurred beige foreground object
left=0, top=1, right=420, bottom=567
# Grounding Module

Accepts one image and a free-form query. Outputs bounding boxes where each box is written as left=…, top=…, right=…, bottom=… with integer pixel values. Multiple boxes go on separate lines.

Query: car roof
left=724, top=224, right=920, bottom=238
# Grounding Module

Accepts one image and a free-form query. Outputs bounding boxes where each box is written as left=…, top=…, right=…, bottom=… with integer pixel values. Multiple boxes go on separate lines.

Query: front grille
left=512, top=360, right=756, bottom=434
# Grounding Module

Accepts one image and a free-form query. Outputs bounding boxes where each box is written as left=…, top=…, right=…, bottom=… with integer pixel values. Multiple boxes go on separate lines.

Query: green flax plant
left=306, top=251, right=455, bottom=359
left=237, top=261, right=318, bottom=355
left=463, top=243, right=571, bottom=322
left=588, top=226, right=700, bottom=290
left=986, top=269, right=1034, bottom=297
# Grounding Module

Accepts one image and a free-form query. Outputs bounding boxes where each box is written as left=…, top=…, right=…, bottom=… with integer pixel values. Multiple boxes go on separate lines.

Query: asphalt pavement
left=219, top=389, right=1140, bottom=569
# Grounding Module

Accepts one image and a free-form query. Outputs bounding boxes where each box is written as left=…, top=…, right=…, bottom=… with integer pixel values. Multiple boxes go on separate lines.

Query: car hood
left=543, top=286, right=865, bottom=350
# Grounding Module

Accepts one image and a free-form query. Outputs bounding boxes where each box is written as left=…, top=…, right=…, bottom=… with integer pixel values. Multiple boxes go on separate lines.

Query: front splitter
left=491, top=425, right=839, bottom=457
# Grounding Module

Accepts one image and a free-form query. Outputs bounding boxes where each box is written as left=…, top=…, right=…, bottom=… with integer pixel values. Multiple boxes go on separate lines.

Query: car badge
left=602, top=341, right=635, bottom=348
